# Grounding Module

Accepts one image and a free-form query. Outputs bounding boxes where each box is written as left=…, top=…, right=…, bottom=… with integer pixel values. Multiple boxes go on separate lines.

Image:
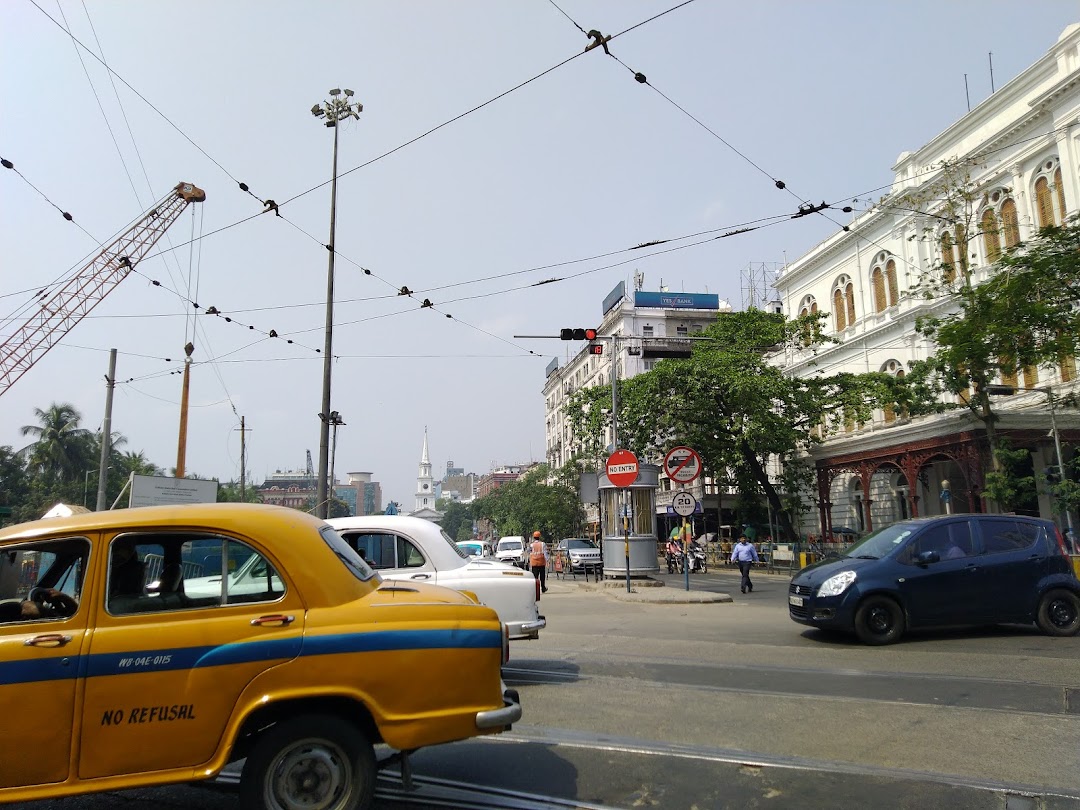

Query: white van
left=495, top=536, right=527, bottom=568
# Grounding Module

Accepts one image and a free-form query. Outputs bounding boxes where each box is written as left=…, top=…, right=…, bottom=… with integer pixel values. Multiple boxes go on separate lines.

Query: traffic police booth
left=599, top=460, right=660, bottom=578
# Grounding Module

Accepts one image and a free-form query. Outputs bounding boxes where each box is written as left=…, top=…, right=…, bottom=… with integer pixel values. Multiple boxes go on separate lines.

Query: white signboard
left=671, top=490, right=698, bottom=518
left=129, top=474, right=219, bottom=508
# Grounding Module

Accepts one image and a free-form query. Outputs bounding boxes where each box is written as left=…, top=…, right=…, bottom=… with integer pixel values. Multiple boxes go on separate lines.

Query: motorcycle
left=685, top=542, right=708, bottom=574
left=665, top=546, right=683, bottom=574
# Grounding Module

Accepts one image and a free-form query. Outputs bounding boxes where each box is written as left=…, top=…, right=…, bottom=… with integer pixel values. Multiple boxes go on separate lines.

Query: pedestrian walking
left=529, top=531, right=549, bottom=593
left=731, top=527, right=760, bottom=594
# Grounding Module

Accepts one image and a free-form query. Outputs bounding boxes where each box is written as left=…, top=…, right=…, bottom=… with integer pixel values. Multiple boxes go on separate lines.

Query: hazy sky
left=2, top=1, right=1077, bottom=504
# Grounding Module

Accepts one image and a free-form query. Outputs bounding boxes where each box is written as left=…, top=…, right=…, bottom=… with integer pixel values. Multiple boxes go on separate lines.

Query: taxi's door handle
left=250, top=614, right=295, bottom=627
left=25, top=633, right=72, bottom=647
left=410, top=573, right=431, bottom=580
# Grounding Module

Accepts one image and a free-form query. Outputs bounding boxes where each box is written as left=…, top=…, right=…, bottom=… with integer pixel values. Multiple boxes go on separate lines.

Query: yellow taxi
left=0, top=503, right=520, bottom=810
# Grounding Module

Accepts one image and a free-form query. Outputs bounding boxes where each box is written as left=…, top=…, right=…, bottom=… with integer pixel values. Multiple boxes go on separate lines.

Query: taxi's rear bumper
left=476, top=688, right=522, bottom=730
left=507, top=616, right=546, bottom=640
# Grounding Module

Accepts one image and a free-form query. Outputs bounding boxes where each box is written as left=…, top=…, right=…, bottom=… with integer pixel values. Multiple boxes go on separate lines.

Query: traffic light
left=587, top=343, right=603, bottom=355
left=559, top=328, right=598, bottom=340
left=1045, top=465, right=1062, bottom=484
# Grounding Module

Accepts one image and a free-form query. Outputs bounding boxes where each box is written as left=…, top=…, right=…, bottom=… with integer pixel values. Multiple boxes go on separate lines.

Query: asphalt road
left=9, top=566, right=1080, bottom=809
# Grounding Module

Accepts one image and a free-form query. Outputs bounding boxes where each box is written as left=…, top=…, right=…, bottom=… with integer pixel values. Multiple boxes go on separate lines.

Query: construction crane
left=0, top=182, right=206, bottom=398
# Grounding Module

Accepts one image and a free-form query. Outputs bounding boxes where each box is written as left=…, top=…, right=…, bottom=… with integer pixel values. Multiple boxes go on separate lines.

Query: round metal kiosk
left=600, top=462, right=660, bottom=578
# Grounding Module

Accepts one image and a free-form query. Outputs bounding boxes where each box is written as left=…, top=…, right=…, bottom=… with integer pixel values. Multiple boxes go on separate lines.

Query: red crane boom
left=0, top=182, right=206, bottom=398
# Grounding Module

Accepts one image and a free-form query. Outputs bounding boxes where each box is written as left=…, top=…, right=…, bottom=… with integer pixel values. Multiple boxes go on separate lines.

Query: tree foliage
left=471, top=464, right=584, bottom=541
left=563, top=310, right=902, bottom=539
left=904, top=161, right=1080, bottom=509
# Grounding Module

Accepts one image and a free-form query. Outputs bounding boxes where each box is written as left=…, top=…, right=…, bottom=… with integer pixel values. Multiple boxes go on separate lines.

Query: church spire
left=414, top=427, right=434, bottom=513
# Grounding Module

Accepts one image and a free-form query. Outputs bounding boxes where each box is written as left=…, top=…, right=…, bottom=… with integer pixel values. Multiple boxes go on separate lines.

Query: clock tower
left=414, top=427, right=435, bottom=513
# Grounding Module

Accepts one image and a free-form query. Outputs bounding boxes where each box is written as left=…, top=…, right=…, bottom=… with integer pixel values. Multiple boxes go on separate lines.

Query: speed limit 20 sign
left=663, top=446, right=702, bottom=485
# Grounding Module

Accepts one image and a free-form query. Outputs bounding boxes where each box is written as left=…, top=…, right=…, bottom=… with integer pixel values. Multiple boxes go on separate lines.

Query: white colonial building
left=543, top=279, right=740, bottom=534
left=774, top=24, right=1080, bottom=537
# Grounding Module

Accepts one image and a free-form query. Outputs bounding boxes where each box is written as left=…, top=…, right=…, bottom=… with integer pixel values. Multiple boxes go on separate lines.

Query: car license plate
left=789, top=595, right=804, bottom=607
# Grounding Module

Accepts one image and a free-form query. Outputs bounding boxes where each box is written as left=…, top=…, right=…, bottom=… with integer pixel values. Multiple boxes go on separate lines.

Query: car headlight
left=817, top=570, right=856, bottom=597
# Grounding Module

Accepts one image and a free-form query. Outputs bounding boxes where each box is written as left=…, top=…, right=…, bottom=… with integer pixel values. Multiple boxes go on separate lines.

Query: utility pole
left=311, top=88, right=363, bottom=519
left=96, top=349, right=116, bottom=511
left=175, top=341, right=194, bottom=478
left=236, top=416, right=248, bottom=502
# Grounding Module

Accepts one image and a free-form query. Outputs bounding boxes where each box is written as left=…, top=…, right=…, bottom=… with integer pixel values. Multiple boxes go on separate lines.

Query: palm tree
left=20, top=403, right=94, bottom=483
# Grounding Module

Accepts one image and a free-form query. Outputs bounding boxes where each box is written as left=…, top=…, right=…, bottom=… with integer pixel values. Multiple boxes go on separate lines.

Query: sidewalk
left=542, top=562, right=794, bottom=604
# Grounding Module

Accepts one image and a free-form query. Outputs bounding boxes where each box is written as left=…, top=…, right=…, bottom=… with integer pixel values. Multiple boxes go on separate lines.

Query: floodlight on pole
left=311, top=87, right=363, bottom=519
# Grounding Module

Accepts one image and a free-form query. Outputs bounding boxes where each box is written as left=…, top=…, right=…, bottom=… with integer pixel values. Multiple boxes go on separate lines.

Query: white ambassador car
left=328, top=516, right=546, bottom=641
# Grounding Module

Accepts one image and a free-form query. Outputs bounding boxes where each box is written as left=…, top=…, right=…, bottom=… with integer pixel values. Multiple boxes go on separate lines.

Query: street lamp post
left=311, top=89, right=362, bottom=519
left=1043, top=388, right=1076, bottom=539
left=328, top=410, right=345, bottom=514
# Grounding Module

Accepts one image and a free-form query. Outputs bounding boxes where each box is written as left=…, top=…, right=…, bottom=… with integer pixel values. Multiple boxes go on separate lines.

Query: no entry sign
left=605, top=449, right=639, bottom=488
left=663, top=446, right=702, bottom=485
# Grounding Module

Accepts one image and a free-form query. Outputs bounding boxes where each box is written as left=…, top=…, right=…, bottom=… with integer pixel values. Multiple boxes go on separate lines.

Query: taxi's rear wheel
left=240, top=714, right=376, bottom=810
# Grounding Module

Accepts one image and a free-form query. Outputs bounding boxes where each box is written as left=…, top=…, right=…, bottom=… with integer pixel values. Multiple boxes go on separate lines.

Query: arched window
left=833, top=288, right=846, bottom=331
left=872, top=267, right=886, bottom=312
left=1035, top=176, right=1055, bottom=229
left=886, top=260, right=898, bottom=305
left=880, top=361, right=906, bottom=424
left=1001, top=198, right=1020, bottom=247
left=999, top=359, right=1018, bottom=389
left=1054, top=168, right=1067, bottom=222
left=940, top=231, right=955, bottom=282
left=845, top=282, right=856, bottom=325
left=798, top=295, right=817, bottom=345
left=981, top=209, right=1001, bottom=264
left=1023, top=365, right=1039, bottom=388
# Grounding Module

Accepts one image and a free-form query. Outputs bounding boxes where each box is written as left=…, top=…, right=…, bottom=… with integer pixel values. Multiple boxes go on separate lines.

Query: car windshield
left=842, top=522, right=920, bottom=559
left=564, top=539, right=596, bottom=550
left=319, top=526, right=379, bottom=582
left=498, top=540, right=522, bottom=551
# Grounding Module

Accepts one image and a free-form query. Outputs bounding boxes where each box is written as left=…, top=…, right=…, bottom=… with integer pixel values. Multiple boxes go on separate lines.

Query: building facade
left=773, top=24, right=1080, bottom=537
left=543, top=279, right=744, bottom=537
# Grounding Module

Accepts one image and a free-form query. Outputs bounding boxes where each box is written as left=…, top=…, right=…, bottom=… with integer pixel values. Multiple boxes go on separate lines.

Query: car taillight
left=535, top=577, right=541, bottom=602
left=1054, top=526, right=1069, bottom=557
left=502, top=622, right=510, bottom=664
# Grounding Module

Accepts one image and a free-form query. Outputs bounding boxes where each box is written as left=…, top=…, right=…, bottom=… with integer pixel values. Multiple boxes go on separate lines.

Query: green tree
left=564, top=310, right=903, bottom=540
left=472, top=464, right=584, bottom=541
left=20, top=403, right=94, bottom=483
left=438, top=500, right=475, bottom=541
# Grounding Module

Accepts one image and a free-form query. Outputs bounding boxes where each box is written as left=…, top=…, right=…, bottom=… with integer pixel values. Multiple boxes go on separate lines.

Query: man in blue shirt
left=731, top=527, right=760, bottom=594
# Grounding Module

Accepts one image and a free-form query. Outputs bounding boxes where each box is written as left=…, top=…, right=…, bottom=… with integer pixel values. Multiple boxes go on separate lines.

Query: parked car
left=495, top=536, right=528, bottom=568
left=457, top=540, right=492, bottom=559
left=329, top=517, right=545, bottom=640
left=789, top=514, right=1080, bottom=645
left=555, top=537, right=602, bottom=573
left=0, top=503, right=519, bottom=808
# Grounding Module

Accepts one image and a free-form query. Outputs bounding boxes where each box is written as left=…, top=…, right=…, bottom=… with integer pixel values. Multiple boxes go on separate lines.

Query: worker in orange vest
left=529, top=531, right=549, bottom=593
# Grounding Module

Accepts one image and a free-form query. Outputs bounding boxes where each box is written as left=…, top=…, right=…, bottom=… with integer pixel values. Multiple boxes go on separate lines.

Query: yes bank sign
left=634, top=291, right=719, bottom=310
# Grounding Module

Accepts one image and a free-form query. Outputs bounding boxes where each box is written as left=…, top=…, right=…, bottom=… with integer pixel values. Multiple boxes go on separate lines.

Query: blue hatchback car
left=789, top=514, right=1080, bottom=645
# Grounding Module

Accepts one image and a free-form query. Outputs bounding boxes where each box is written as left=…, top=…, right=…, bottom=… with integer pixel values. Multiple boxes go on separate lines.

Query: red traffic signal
left=587, top=343, right=603, bottom=355
left=560, top=328, right=599, bottom=340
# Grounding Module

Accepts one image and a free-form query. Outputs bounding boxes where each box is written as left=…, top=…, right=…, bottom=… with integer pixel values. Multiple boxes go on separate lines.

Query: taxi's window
left=0, top=537, right=89, bottom=625
left=106, top=533, right=287, bottom=615
left=319, top=527, right=377, bottom=582
left=398, top=537, right=426, bottom=568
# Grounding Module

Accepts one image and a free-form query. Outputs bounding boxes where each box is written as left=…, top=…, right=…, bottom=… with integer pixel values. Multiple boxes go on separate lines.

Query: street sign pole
left=624, top=490, right=631, bottom=593
left=671, top=489, right=698, bottom=592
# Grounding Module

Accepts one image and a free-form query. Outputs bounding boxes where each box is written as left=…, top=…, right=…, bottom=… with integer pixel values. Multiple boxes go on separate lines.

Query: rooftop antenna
left=964, top=74, right=971, bottom=112
left=989, top=52, right=995, bottom=93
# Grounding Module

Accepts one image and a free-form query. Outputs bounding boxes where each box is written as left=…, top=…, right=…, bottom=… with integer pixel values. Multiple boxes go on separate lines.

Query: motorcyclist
left=665, top=535, right=682, bottom=572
